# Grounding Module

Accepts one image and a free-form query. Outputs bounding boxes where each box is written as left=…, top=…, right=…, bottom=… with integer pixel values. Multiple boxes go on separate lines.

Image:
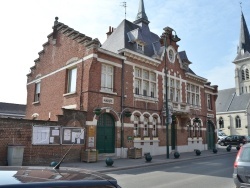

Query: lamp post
left=160, top=27, right=180, bottom=159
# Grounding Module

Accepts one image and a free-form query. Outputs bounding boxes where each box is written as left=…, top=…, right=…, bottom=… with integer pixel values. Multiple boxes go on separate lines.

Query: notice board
left=61, top=127, right=84, bottom=145
left=32, top=125, right=61, bottom=145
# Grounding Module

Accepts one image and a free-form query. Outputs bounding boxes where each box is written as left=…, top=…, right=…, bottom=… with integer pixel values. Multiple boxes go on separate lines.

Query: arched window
left=152, top=117, right=157, bottom=137
left=242, top=70, right=245, bottom=80
left=235, top=116, right=241, bottom=128
left=134, top=116, right=140, bottom=137
left=246, top=69, right=249, bottom=79
left=219, top=117, right=224, bottom=129
left=143, top=117, right=149, bottom=137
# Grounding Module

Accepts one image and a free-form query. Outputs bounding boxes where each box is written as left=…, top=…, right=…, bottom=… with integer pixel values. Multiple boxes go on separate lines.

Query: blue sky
left=0, top=0, right=249, bottom=104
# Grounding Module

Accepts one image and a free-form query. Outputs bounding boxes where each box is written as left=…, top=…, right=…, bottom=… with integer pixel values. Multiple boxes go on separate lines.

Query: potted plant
left=124, top=110, right=132, bottom=117
left=93, top=108, right=102, bottom=115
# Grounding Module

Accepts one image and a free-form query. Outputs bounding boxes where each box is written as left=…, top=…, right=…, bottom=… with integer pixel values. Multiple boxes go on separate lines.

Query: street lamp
left=160, top=27, right=180, bottom=159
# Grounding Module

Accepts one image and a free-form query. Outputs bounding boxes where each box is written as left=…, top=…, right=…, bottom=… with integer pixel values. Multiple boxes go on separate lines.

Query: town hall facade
left=25, top=0, right=218, bottom=158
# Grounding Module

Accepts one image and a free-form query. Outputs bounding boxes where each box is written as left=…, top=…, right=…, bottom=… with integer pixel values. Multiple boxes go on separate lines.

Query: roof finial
left=121, top=2, right=127, bottom=19
left=239, top=1, right=242, bottom=11
left=54, top=17, right=59, bottom=26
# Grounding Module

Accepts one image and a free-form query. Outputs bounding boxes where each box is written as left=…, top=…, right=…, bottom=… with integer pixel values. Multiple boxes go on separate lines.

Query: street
left=106, top=152, right=237, bottom=188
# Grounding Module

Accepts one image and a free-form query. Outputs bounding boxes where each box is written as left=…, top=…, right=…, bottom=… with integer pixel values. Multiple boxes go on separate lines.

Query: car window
left=240, top=147, right=250, bottom=162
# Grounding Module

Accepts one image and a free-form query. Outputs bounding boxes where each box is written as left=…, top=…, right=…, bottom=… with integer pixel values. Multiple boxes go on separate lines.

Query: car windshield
left=218, top=132, right=226, bottom=136
left=240, top=147, right=250, bottom=162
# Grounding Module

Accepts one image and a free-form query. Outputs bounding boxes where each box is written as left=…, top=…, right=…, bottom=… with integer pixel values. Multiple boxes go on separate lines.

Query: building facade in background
left=26, top=0, right=218, bottom=158
left=216, top=11, right=250, bottom=137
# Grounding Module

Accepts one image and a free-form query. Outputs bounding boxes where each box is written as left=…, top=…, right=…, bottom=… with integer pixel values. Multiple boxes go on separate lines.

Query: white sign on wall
left=103, top=97, right=114, bottom=104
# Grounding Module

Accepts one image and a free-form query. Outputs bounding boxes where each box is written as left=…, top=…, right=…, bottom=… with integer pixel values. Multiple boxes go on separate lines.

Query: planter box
left=81, top=150, right=98, bottom=163
left=134, top=137, right=141, bottom=140
left=127, top=148, right=142, bottom=159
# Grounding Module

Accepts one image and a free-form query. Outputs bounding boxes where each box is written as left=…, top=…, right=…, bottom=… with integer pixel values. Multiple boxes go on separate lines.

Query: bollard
left=144, top=153, right=152, bottom=162
left=105, top=157, right=114, bottom=167
left=195, top=149, right=201, bottom=156
left=174, top=151, right=180, bottom=159
left=50, top=161, right=58, bottom=167
left=236, top=145, right=240, bottom=151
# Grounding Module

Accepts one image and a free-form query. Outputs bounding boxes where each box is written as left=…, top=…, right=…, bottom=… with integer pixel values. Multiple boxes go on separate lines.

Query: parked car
left=0, top=166, right=120, bottom=187
left=217, top=131, right=227, bottom=140
left=218, top=135, right=247, bottom=146
left=233, top=143, right=250, bottom=188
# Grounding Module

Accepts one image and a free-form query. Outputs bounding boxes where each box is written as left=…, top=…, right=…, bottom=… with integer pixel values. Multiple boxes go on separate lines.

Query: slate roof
left=0, top=102, right=26, bottom=118
left=101, top=19, right=161, bottom=58
left=216, top=88, right=250, bottom=113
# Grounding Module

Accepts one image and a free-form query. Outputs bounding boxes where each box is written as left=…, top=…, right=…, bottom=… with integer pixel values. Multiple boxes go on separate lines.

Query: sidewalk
left=61, top=148, right=238, bottom=173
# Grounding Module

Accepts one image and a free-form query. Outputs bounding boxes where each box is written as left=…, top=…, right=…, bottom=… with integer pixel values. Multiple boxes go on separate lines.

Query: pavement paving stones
left=61, top=147, right=238, bottom=173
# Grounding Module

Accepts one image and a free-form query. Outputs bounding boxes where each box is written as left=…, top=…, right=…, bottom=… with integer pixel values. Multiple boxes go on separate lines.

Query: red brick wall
left=1, top=109, right=86, bottom=166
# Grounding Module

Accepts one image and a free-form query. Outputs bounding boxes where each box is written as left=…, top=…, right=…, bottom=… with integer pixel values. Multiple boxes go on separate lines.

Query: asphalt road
left=106, top=152, right=237, bottom=188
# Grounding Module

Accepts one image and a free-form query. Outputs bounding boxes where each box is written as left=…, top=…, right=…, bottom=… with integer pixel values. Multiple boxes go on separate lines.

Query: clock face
left=168, top=49, right=174, bottom=62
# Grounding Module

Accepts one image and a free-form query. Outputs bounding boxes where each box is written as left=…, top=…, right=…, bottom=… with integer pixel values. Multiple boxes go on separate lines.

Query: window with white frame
left=134, top=67, right=156, bottom=98
left=152, top=117, right=157, bottom=137
left=134, top=116, right=140, bottom=137
left=176, top=81, right=180, bottom=102
left=101, top=64, right=113, bottom=92
left=143, top=117, right=149, bottom=137
left=34, top=82, right=41, bottom=102
left=164, top=77, right=182, bottom=103
left=143, top=81, right=149, bottom=96
left=137, top=43, right=144, bottom=52
left=207, top=94, right=212, bottom=110
left=135, top=79, right=140, bottom=95
left=186, top=83, right=200, bottom=106
left=235, top=116, right=241, bottom=128
left=67, top=67, right=77, bottom=93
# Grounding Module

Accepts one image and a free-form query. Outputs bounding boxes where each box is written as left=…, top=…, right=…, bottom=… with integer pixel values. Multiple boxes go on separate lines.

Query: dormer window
left=137, top=43, right=144, bottom=53
left=137, top=43, right=143, bottom=51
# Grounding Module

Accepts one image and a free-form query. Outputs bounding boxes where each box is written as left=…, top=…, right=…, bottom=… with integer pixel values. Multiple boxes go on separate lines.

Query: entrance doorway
left=96, top=113, right=115, bottom=153
left=207, top=120, right=215, bottom=149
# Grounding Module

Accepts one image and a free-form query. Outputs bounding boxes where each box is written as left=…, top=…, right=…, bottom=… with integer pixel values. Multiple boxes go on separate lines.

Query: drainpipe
left=121, top=56, right=125, bottom=157
left=80, top=58, right=84, bottom=111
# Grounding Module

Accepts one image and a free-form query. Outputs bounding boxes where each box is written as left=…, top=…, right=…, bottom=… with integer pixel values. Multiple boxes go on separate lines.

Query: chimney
left=106, top=26, right=113, bottom=38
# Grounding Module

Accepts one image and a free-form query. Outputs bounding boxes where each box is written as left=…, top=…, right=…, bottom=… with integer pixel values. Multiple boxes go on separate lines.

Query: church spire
left=238, top=11, right=250, bottom=54
left=133, top=0, right=149, bottom=25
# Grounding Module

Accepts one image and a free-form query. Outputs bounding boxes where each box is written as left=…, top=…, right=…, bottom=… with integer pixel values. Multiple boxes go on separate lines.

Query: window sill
left=32, top=101, right=40, bottom=105
left=134, top=95, right=158, bottom=103
left=63, top=92, right=77, bottom=97
left=100, top=89, right=117, bottom=95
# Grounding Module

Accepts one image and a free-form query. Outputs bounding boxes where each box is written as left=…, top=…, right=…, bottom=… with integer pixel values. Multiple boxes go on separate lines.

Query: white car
left=217, top=131, right=227, bottom=140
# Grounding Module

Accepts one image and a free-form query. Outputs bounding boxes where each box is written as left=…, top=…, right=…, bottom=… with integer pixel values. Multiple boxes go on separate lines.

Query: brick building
left=26, top=0, right=218, bottom=158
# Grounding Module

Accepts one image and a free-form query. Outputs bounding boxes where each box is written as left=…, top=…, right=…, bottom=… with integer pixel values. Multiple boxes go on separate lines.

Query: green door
left=207, top=121, right=215, bottom=149
left=96, top=113, right=115, bottom=153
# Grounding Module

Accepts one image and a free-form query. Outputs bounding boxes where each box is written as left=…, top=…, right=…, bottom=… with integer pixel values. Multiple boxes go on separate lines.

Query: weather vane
left=121, top=2, right=127, bottom=19
left=239, top=1, right=242, bottom=11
